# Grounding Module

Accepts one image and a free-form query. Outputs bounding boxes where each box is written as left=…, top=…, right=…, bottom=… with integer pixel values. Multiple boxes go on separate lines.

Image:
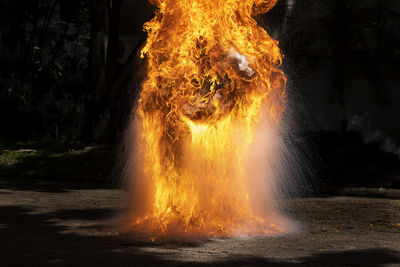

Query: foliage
left=0, top=142, right=113, bottom=179
left=0, top=0, right=92, bottom=140
left=277, top=0, right=400, bottom=105
left=1, top=0, right=399, bottom=141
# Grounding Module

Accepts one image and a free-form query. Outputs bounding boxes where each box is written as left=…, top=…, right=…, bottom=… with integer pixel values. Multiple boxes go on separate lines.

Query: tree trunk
left=283, top=0, right=296, bottom=32
left=333, top=43, right=348, bottom=134
left=89, top=0, right=126, bottom=141
left=105, top=0, right=124, bottom=139
left=90, top=0, right=108, bottom=97
left=105, top=0, right=123, bottom=91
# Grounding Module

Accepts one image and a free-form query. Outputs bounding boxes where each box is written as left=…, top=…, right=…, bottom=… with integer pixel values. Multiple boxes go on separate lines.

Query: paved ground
left=0, top=178, right=399, bottom=266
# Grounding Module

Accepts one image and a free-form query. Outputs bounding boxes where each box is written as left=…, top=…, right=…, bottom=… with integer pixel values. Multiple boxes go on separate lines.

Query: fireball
left=124, top=0, right=287, bottom=241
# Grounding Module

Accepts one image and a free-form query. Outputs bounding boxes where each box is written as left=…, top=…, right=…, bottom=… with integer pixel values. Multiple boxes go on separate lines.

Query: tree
left=278, top=0, right=398, bottom=133
left=90, top=0, right=128, bottom=141
left=0, top=0, right=91, bottom=140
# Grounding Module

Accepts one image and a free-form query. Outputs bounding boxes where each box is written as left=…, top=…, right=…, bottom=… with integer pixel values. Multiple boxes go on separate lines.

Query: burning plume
left=122, top=0, right=290, bottom=241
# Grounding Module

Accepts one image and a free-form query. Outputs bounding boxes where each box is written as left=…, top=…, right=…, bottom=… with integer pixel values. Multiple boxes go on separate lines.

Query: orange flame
left=125, top=0, right=287, bottom=241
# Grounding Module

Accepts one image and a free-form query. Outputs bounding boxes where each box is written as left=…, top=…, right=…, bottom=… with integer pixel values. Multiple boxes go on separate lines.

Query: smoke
left=349, top=115, right=400, bottom=159
left=228, top=50, right=255, bottom=77
left=243, top=109, right=303, bottom=233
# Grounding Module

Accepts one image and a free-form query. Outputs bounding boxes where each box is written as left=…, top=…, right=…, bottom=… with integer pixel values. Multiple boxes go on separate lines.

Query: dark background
left=0, top=0, right=399, bottom=191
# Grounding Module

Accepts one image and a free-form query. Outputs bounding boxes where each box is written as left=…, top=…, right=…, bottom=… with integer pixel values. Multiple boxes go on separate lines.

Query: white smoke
left=228, top=50, right=255, bottom=77
left=349, top=115, right=400, bottom=159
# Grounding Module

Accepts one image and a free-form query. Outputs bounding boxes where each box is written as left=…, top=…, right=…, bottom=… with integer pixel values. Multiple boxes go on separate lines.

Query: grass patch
left=0, top=150, right=39, bottom=166
left=0, top=142, right=115, bottom=181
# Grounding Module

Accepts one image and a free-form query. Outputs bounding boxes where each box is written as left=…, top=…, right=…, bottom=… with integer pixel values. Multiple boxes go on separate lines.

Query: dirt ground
left=0, top=178, right=399, bottom=266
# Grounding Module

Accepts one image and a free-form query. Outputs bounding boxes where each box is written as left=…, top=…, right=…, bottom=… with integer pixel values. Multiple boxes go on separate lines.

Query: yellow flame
left=125, top=0, right=287, bottom=240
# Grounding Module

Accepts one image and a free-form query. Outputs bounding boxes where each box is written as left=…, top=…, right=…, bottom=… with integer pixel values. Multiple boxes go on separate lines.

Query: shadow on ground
left=0, top=204, right=399, bottom=266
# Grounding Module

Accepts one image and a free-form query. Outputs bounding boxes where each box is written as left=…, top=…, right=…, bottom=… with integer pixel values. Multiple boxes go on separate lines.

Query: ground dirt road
left=0, top=178, right=399, bottom=266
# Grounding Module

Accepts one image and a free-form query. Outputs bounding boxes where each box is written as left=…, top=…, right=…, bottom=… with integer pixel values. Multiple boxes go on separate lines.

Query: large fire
left=123, top=0, right=288, bottom=241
